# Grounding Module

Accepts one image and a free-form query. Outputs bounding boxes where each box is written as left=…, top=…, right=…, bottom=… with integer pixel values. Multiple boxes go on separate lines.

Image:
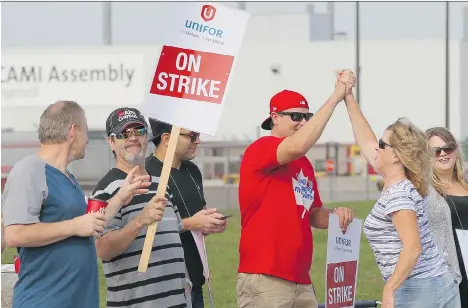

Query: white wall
left=213, top=40, right=463, bottom=142
left=460, top=41, right=468, bottom=141
left=3, top=2, right=468, bottom=47
left=1, top=47, right=148, bottom=132
left=243, top=13, right=310, bottom=43
left=1, top=40, right=465, bottom=142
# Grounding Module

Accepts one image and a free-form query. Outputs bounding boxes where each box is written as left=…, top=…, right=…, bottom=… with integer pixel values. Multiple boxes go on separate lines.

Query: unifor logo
left=201, top=4, right=216, bottom=22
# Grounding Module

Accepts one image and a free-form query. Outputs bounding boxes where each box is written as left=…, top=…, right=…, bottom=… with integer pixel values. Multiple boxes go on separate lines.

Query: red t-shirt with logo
left=238, top=136, right=323, bottom=285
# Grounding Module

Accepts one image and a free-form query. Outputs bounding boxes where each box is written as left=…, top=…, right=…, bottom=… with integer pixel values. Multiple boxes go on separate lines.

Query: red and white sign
left=141, top=2, right=250, bottom=136
left=325, top=215, right=363, bottom=308
left=150, top=46, right=234, bottom=105
left=326, top=261, right=358, bottom=308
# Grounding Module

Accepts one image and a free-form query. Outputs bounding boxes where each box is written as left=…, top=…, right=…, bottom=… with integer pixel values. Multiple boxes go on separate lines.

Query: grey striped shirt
left=426, top=187, right=462, bottom=284
left=363, top=180, right=448, bottom=281
left=92, top=168, right=187, bottom=308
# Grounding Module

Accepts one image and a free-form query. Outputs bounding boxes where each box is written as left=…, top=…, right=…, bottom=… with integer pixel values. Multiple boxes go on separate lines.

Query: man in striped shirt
left=92, top=108, right=188, bottom=308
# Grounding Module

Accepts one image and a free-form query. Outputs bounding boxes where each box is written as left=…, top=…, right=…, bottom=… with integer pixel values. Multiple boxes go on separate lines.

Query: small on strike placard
left=150, top=46, right=234, bottom=105
left=325, top=215, right=362, bottom=308
left=326, top=261, right=358, bottom=308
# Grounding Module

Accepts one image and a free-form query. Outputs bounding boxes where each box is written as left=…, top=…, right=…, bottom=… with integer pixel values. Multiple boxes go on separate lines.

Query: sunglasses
left=378, top=139, right=392, bottom=150
left=180, top=132, right=200, bottom=143
left=111, top=127, right=147, bottom=139
left=277, top=112, right=314, bottom=122
left=433, top=145, right=455, bottom=157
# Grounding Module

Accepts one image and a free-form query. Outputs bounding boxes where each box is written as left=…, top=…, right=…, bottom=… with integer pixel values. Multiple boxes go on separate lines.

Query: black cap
left=148, top=117, right=172, bottom=143
left=106, top=107, right=148, bottom=136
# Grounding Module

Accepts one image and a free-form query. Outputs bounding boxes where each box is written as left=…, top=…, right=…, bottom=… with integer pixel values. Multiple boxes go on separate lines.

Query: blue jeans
left=394, top=271, right=461, bottom=308
left=191, top=285, right=204, bottom=308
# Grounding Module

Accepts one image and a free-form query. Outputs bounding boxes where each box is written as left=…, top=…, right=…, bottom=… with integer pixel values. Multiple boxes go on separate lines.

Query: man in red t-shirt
left=237, top=71, right=355, bottom=308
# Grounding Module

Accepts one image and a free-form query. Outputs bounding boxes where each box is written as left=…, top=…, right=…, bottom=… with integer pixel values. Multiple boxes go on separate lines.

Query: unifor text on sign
left=325, top=215, right=363, bottom=308
left=141, top=2, right=250, bottom=136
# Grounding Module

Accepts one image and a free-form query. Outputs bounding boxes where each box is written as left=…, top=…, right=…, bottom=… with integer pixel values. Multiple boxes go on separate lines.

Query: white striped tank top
left=363, top=179, right=448, bottom=281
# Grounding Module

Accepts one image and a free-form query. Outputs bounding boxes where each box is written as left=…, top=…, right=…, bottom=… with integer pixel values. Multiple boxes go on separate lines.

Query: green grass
left=2, top=200, right=383, bottom=307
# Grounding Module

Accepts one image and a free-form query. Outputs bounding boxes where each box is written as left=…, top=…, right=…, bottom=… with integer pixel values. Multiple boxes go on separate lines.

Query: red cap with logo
left=261, top=90, right=310, bottom=130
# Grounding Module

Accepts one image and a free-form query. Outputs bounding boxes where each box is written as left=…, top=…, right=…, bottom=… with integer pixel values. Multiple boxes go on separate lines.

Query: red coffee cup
left=13, top=255, right=20, bottom=274
left=86, top=198, right=108, bottom=215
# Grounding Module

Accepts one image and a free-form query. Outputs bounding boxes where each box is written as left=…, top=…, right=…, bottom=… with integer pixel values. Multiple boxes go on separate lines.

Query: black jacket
left=145, top=155, right=207, bottom=287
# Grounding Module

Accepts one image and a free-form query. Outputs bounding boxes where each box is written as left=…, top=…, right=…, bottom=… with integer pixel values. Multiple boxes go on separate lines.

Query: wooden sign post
left=138, top=2, right=250, bottom=272
left=138, top=125, right=180, bottom=272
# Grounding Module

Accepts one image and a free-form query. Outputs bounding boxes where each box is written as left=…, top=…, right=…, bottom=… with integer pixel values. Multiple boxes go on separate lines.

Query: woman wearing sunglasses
left=426, top=127, right=467, bottom=307
left=339, top=72, right=459, bottom=308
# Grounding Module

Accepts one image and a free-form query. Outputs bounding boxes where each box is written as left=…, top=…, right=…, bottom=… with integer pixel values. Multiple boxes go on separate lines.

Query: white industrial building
left=2, top=39, right=468, bottom=143
left=2, top=1, right=468, bottom=143
left=2, top=2, right=468, bottom=186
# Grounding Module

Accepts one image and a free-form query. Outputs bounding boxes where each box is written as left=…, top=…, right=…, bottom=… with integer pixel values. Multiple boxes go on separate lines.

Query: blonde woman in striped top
left=340, top=70, right=460, bottom=308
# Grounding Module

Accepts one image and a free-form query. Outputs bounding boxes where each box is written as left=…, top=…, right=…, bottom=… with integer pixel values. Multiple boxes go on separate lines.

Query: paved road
left=1, top=272, right=17, bottom=308
left=83, top=176, right=382, bottom=210
left=203, top=176, right=381, bottom=210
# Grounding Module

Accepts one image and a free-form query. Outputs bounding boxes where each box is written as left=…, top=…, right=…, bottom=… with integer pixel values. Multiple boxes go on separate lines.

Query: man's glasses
left=180, top=132, right=200, bottom=143
left=277, top=112, right=314, bottom=122
left=111, top=127, right=147, bottom=139
left=433, top=145, right=455, bottom=157
left=378, top=139, right=392, bottom=150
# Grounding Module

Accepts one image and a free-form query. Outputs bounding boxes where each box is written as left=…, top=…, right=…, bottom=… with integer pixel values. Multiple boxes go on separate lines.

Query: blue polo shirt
left=2, top=154, right=99, bottom=308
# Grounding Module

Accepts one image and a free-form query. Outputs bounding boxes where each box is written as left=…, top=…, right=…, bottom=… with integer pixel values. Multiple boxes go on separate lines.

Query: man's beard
left=126, top=151, right=145, bottom=166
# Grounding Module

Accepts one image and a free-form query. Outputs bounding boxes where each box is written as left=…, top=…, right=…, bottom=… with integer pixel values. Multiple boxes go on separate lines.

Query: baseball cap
left=106, top=107, right=148, bottom=136
left=148, top=117, right=172, bottom=143
left=261, top=90, right=310, bottom=130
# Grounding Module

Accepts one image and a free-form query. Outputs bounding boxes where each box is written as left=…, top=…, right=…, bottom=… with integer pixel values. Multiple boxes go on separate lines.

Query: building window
left=212, top=148, right=225, bottom=157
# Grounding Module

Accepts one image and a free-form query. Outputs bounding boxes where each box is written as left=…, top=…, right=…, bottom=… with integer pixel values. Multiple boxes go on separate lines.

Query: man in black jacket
left=145, top=118, right=227, bottom=308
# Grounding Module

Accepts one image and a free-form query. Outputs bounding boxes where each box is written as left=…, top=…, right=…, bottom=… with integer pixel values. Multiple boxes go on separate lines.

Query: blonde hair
left=387, top=118, right=432, bottom=197
left=425, top=127, right=468, bottom=195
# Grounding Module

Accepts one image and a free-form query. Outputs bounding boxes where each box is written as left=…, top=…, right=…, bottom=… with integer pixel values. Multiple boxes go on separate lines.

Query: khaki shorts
left=236, top=273, right=318, bottom=308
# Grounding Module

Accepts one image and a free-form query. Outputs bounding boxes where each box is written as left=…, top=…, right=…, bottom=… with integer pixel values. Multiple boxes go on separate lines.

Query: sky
left=1, top=1, right=468, bottom=47
left=237, top=1, right=468, bottom=40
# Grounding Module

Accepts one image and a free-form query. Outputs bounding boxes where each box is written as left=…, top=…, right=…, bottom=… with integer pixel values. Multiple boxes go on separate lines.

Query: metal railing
left=318, top=300, right=381, bottom=308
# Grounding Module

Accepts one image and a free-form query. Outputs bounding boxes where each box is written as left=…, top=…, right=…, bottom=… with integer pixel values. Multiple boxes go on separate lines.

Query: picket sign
left=137, top=1, right=249, bottom=277
left=325, top=215, right=363, bottom=308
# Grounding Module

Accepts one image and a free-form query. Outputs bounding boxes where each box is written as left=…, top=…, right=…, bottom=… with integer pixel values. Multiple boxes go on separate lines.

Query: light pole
left=355, top=2, right=369, bottom=199
left=103, top=2, right=112, bottom=45
left=445, top=1, right=450, bottom=129
left=355, top=1, right=360, bottom=104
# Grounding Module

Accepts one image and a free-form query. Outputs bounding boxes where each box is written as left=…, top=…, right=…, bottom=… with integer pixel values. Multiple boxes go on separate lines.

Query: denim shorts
left=394, top=271, right=461, bottom=308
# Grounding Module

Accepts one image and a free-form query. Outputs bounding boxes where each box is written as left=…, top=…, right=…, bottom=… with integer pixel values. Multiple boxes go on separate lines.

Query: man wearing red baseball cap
left=237, top=70, right=356, bottom=308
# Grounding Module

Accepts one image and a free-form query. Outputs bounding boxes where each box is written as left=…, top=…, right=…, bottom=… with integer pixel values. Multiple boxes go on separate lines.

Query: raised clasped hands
left=334, top=69, right=357, bottom=100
